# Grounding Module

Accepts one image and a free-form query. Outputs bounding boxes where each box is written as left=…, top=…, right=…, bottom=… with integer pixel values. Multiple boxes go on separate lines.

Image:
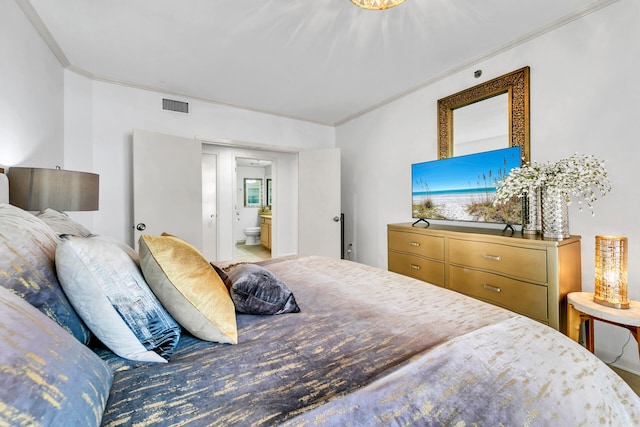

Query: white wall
left=62, top=71, right=95, bottom=228
left=337, top=0, right=640, bottom=373
left=64, top=75, right=334, bottom=250
left=1, top=0, right=332, bottom=258
left=0, top=0, right=63, bottom=169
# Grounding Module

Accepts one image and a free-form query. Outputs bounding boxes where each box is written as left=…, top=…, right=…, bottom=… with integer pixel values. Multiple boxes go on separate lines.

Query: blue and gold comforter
left=100, top=256, right=640, bottom=426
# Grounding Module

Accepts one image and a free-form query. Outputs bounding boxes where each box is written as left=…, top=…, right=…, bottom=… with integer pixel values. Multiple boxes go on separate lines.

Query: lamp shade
left=594, top=235, right=628, bottom=309
left=7, top=167, right=99, bottom=211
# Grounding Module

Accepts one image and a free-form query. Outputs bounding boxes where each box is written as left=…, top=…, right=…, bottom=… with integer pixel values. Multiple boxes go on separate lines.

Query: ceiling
left=22, top=0, right=613, bottom=126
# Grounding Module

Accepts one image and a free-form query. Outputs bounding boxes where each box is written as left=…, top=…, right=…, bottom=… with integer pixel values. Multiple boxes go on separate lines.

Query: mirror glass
left=453, top=93, right=508, bottom=156
left=244, top=178, right=262, bottom=207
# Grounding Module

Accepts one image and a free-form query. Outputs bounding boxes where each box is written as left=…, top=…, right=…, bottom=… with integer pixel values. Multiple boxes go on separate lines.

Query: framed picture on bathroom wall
left=266, top=179, right=273, bottom=206
left=244, top=178, right=262, bottom=207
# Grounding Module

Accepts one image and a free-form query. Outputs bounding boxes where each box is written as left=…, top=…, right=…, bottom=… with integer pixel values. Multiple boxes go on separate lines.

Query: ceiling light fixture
left=351, top=0, right=406, bottom=10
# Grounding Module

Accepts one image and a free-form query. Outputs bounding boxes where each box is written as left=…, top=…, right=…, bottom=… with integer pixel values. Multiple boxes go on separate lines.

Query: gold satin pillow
left=138, top=234, right=237, bottom=344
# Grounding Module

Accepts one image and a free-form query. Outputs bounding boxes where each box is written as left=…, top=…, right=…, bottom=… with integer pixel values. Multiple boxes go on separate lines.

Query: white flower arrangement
left=494, top=153, right=611, bottom=214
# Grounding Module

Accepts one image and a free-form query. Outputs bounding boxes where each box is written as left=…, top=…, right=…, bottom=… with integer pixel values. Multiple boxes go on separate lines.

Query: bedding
left=2, top=201, right=640, bottom=426
left=0, top=203, right=91, bottom=344
left=102, top=255, right=640, bottom=426
left=0, top=286, right=112, bottom=426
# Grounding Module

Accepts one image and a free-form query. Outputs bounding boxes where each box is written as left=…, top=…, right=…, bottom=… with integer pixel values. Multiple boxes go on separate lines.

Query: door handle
left=333, top=216, right=340, bottom=222
left=135, top=223, right=146, bottom=231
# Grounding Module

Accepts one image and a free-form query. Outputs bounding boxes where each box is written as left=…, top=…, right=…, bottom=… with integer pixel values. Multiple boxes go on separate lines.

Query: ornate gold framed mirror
left=437, top=66, right=530, bottom=162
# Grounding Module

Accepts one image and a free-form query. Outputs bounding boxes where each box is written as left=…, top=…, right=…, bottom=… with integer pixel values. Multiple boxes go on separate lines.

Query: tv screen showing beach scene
left=412, top=146, right=522, bottom=224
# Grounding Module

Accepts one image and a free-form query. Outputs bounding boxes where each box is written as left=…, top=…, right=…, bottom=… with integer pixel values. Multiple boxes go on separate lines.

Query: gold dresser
left=388, top=223, right=582, bottom=333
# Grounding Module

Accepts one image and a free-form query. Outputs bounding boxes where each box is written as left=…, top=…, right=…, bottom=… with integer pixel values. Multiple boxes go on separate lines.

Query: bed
left=1, top=201, right=639, bottom=426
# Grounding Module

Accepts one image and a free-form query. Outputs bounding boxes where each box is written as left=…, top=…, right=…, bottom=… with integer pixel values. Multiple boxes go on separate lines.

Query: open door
left=201, top=153, right=218, bottom=261
left=132, top=129, right=203, bottom=249
left=298, top=148, right=341, bottom=258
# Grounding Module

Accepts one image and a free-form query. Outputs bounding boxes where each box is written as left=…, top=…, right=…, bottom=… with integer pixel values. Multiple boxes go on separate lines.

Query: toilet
left=243, top=227, right=261, bottom=245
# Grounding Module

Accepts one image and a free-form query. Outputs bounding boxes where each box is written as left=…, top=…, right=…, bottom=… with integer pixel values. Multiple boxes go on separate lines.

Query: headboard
left=0, top=169, right=8, bottom=204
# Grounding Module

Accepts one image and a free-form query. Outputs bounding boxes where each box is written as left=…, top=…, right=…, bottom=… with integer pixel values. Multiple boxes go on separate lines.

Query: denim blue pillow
left=0, top=286, right=112, bottom=426
left=0, top=203, right=91, bottom=344
left=56, top=235, right=181, bottom=362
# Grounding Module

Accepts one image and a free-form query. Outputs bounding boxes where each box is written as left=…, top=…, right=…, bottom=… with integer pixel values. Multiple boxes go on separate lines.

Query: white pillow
left=37, top=208, right=91, bottom=237
left=55, top=235, right=181, bottom=363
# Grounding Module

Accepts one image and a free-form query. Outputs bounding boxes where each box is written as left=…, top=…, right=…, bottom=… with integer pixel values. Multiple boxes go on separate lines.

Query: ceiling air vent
left=162, top=98, right=189, bottom=114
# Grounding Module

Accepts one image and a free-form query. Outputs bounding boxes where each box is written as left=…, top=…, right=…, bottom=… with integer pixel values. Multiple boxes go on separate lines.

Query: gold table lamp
left=594, top=235, right=629, bottom=309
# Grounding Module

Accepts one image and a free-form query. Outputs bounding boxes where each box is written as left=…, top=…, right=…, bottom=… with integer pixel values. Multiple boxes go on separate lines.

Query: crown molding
left=65, top=65, right=335, bottom=127
left=334, top=0, right=620, bottom=126
left=15, top=0, right=333, bottom=127
left=15, top=0, right=70, bottom=67
left=17, top=0, right=619, bottom=128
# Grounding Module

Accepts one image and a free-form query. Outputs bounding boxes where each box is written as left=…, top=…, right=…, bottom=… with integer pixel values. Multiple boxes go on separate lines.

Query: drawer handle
left=409, top=242, right=421, bottom=247
left=410, top=264, right=421, bottom=270
left=483, top=284, right=501, bottom=293
left=482, top=254, right=502, bottom=262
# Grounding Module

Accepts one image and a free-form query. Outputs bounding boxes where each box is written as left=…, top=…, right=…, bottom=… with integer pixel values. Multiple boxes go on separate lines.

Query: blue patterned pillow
left=56, top=235, right=181, bottom=362
left=0, top=286, right=112, bottom=426
left=0, top=203, right=91, bottom=344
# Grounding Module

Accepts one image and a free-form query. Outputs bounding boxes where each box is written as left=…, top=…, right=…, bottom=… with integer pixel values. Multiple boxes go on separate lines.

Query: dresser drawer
left=449, top=239, right=547, bottom=283
left=449, top=266, right=547, bottom=321
left=388, top=231, right=444, bottom=260
left=389, top=252, right=445, bottom=287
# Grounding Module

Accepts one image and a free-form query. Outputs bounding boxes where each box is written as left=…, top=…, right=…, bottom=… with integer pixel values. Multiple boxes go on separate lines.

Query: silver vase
left=540, top=187, right=570, bottom=240
left=521, top=188, right=541, bottom=235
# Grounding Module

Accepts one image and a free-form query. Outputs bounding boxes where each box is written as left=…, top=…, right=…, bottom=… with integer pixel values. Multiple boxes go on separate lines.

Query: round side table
left=567, top=292, right=640, bottom=357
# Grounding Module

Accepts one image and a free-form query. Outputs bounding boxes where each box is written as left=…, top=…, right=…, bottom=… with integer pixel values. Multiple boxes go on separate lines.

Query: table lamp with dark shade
left=7, top=167, right=99, bottom=211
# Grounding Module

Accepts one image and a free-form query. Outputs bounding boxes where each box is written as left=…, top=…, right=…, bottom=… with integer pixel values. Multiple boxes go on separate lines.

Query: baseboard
left=610, top=361, right=640, bottom=377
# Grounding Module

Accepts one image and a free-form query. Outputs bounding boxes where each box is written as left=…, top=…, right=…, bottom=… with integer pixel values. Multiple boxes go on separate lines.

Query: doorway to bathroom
left=234, top=157, right=273, bottom=262
left=134, top=131, right=338, bottom=262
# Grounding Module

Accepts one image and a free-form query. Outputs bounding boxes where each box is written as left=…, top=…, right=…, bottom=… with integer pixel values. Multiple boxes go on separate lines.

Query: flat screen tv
left=412, top=146, right=522, bottom=226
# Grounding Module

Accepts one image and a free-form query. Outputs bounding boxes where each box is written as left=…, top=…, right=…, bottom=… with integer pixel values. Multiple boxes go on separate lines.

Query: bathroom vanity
left=260, top=215, right=272, bottom=249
